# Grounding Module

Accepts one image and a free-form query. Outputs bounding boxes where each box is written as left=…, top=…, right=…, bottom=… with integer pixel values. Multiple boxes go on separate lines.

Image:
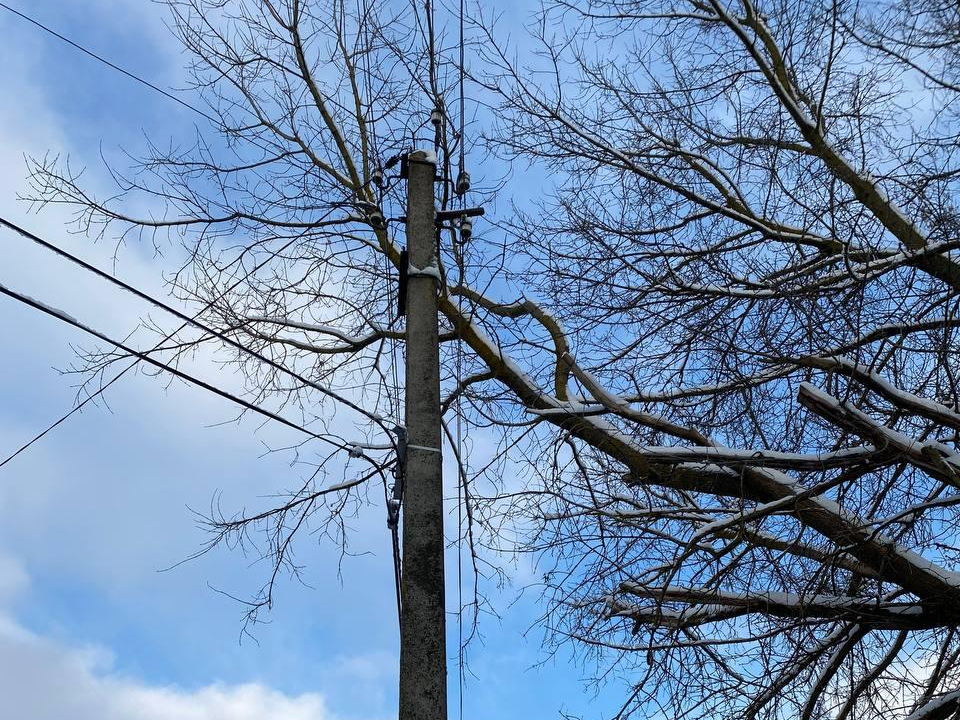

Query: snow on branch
left=799, top=356, right=960, bottom=432
left=798, top=383, right=960, bottom=489
left=613, top=584, right=944, bottom=631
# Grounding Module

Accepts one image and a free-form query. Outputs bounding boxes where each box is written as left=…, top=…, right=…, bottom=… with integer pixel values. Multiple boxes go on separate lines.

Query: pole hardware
left=352, top=198, right=386, bottom=229
left=387, top=425, right=407, bottom=529
left=368, top=208, right=386, bottom=229
left=430, top=107, right=443, bottom=149
left=436, top=207, right=484, bottom=223
left=459, top=217, right=473, bottom=242
left=455, top=170, right=470, bottom=196
left=436, top=207, right=483, bottom=240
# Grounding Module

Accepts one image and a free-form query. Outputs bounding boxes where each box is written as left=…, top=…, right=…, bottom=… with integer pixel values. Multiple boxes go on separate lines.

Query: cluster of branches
left=24, top=0, right=960, bottom=718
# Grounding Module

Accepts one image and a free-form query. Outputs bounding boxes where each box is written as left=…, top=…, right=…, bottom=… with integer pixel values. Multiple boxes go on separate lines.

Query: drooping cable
left=0, top=217, right=391, bottom=434
left=0, top=232, right=297, bottom=469
left=0, top=2, right=217, bottom=124
left=0, top=282, right=366, bottom=457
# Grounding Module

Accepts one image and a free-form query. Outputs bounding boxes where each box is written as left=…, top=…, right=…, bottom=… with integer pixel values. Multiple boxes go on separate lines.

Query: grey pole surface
left=399, top=148, right=447, bottom=720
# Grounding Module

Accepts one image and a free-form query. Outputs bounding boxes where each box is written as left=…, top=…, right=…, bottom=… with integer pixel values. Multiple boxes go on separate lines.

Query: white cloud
left=0, top=615, right=334, bottom=720
left=0, top=562, right=336, bottom=720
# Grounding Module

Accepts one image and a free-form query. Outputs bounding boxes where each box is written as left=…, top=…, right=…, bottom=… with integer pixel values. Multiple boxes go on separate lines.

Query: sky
left=0, top=2, right=625, bottom=719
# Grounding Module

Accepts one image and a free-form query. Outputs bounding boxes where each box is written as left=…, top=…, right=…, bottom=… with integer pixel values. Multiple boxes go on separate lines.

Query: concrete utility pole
left=399, top=148, right=447, bottom=720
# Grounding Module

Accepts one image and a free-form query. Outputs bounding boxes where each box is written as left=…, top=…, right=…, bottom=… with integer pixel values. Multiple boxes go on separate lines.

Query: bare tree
left=23, top=0, right=960, bottom=718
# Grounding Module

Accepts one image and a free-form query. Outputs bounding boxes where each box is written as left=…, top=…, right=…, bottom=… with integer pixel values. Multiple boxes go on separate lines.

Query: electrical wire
left=355, top=0, right=405, bottom=630
left=392, top=518, right=403, bottom=627
left=455, top=3, right=469, bottom=713
left=426, top=0, right=438, bottom=105
left=417, top=1, right=471, bottom=711
left=0, top=217, right=391, bottom=433
left=1, top=0, right=408, bottom=639
left=456, top=325, right=466, bottom=720
left=0, top=233, right=298, bottom=470
left=0, top=0, right=293, bottom=171
left=458, top=0, right=466, bottom=178
left=357, top=0, right=380, bottom=176
left=0, top=281, right=364, bottom=457
left=0, top=2, right=218, bottom=124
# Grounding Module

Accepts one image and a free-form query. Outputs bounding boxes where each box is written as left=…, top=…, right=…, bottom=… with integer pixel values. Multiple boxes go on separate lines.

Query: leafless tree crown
left=25, top=0, right=960, bottom=718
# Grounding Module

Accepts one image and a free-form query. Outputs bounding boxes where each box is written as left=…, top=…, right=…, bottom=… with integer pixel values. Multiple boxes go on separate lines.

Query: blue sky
left=0, top=2, right=626, bottom=718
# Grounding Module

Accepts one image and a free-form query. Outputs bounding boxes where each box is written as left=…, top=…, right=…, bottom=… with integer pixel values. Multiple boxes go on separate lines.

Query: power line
left=456, top=5, right=470, bottom=717
left=0, top=219, right=408, bottom=629
left=3, top=0, right=410, bottom=644
left=426, top=0, right=439, bottom=104
left=0, top=0, right=342, bottom=191
left=458, top=0, right=466, bottom=179
left=0, top=5, right=389, bottom=462
left=0, top=217, right=390, bottom=432
left=0, top=2, right=218, bottom=124
left=0, top=280, right=363, bottom=457
left=0, top=248, right=289, bottom=471
left=0, top=224, right=304, bottom=469
left=456, top=340, right=466, bottom=720
left=354, top=0, right=405, bottom=633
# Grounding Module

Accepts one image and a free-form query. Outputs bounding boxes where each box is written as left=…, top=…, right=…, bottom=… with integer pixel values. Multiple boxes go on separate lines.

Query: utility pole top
left=409, top=148, right=438, bottom=165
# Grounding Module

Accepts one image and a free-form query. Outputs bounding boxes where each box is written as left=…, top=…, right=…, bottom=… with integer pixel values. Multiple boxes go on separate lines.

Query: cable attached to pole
left=0, top=230, right=290, bottom=468
left=0, top=217, right=390, bottom=433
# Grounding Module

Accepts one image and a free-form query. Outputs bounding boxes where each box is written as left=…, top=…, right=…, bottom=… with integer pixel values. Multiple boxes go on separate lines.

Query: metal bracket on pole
left=435, top=207, right=485, bottom=223
left=436, top=207, right=484, bottom=243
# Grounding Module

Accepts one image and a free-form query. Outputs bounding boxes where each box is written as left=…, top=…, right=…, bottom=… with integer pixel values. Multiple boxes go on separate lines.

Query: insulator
left=368, top=209, right=386, bottom=229
left=430, top=107, right=443, bottom=127
left=460, top=217, right=473, bottom=242
left=455, top=170, right=470, bottom=196
left=371, top=166, right=384, bottom=188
